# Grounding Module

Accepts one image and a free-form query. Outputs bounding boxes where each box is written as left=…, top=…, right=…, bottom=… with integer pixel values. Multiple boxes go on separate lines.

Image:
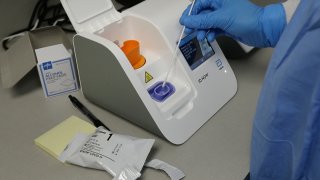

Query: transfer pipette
left=161, top=0, right=196, bottom=88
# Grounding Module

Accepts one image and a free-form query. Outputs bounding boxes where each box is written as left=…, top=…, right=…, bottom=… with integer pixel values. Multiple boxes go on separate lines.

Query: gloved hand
left=179, top=0, right=287, bottom=47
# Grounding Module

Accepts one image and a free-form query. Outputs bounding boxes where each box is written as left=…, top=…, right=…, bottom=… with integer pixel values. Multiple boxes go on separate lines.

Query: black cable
left=2, top=0, right=45, bottom=50
left=27, top=0, right=44, bottom=29
left=2, top=27, right=30, bottom=50
left=2, top=0, right=75, bottom=50
left=37, top=1, right=50, bottom=27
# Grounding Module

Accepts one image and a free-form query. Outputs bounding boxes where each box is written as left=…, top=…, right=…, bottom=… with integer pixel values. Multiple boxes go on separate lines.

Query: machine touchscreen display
left=179, top=31, right=215, bottom=70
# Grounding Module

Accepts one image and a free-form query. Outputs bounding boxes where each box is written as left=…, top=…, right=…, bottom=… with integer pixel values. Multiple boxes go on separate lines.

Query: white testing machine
left=61, top=0, right=237, bottom=144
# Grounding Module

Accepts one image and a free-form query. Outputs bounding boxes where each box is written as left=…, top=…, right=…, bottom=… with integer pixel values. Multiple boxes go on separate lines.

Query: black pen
left=68, top=95, right=110, bottom=131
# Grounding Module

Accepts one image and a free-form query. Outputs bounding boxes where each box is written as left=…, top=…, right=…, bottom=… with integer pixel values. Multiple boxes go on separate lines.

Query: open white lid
left=60, top=0, right=121, bottom=33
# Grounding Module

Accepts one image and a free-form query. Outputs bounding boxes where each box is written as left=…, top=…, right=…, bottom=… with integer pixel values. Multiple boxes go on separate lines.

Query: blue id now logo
left=42, top=61, right=53, bottom=70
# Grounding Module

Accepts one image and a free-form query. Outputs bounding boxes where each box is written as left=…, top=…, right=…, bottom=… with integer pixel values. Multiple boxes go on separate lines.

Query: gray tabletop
left=0, top=40, right=273, bottom=179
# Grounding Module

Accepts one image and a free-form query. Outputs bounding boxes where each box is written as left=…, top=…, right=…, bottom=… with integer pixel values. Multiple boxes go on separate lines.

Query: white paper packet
left=145, top=159, right=185, bottom=180
left=112, top=165, right=141, bottom=180
left=59, top=127, right=155, bottom=177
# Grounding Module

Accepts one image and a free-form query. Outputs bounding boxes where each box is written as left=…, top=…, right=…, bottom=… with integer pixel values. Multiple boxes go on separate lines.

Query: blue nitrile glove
left=179, top=0, right=287, bottom=48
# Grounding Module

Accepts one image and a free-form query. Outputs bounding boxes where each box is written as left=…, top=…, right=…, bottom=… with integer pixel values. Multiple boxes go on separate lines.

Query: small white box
left=36, top=44, right=79, bottom=97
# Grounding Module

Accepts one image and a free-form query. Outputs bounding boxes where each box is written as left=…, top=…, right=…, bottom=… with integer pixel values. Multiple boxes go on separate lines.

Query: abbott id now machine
left=61, top=0, right=237, bottom=144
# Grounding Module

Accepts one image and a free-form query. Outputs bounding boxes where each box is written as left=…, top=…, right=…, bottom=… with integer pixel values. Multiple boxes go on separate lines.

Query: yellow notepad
left=34, top=115, right=96, bottom=159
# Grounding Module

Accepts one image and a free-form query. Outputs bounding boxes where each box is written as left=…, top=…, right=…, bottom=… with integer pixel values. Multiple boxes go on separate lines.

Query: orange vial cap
left=121, top=40, right=146, bottom=69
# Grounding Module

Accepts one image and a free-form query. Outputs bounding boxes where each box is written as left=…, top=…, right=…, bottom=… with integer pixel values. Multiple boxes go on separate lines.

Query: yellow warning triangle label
left=145, top=71, right=153, bottom=83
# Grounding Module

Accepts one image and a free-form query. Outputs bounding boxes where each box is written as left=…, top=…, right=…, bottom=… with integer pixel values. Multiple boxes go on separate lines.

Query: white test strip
left=145, top=159, right=186, bottom=180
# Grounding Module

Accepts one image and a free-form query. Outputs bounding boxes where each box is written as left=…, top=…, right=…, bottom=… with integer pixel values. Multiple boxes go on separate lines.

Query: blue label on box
left=42, top=61, right=53, bottom=70
left=39, top=58, right=78, bottom=97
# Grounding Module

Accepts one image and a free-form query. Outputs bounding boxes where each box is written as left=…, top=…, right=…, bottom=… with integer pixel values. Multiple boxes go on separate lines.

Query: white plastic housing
left=61, top=0, right=237, bottom=144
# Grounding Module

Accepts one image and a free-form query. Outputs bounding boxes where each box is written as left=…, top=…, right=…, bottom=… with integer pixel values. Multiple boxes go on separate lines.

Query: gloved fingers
left=181, top=9, right=211, bottom=37
left=180, top=5, right=192, bottom=25
left=181, top=11, right=223, bottom=30
left=188, top=29, right=225, bottom=42
left=192, top=0, right=222, bottom=14
left=196, top=30, right=207, bottom=41
left=180, top=0, right=219, bottom=25
left=184, top=27, right=194, bottom=35
left=206, top=31, right=216, bottom=42
left=206, top=29, right=225, bottom=42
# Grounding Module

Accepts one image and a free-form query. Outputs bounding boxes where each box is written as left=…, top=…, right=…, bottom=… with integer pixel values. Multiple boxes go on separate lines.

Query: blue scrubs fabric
left=250, top=0, right=320, bottom=179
